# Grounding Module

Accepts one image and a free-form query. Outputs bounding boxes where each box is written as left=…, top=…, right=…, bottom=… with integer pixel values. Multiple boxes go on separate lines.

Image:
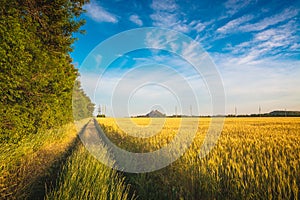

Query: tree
left=72, top=79, right=95, bottom=120
left=0, top=0, right=89, bottom=142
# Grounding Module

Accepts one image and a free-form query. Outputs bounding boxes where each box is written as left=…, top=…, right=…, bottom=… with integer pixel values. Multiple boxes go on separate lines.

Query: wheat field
left=97, top=117, right=300, bottom=199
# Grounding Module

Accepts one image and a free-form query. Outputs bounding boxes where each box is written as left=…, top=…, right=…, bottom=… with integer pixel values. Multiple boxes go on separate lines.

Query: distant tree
left=72, top=79, right=95, bottom=120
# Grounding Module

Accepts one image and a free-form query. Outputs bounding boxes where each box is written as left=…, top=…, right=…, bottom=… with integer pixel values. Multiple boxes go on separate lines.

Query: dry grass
left=45, top=143, right=136, bottom=200
left=98, top=117, right=300, bottom=199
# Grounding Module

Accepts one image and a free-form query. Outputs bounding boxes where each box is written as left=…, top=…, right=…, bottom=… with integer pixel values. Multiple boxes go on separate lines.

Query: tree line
left=0, top=0, right=93, bottom=142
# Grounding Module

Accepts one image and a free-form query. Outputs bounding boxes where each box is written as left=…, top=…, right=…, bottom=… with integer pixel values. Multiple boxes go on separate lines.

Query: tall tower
left=97, top=105, right=101, bottom=116
left=101, top=105, right=106, bottom=116
left=234, top=106, right=237, bottom=117
left=175, top=106, right=177, bottom=117
left=259, top=105, right=261, bottom=117
left=285, top=108, right=287, bottom=117
left=190, top=105, right=192, bottom=117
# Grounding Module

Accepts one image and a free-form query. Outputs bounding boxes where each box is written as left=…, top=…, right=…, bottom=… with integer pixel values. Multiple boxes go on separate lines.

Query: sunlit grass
left=98, top=117, right=300, bottom=199
left=0, top=122, right=79, bottom=199
left=45, top=144, right=136, bottom=200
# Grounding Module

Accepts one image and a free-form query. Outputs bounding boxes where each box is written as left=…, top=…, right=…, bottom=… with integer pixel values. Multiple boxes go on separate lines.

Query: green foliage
left=72, top=79, right=95, bottom=120
left=0, top=0, right=89, bottom=140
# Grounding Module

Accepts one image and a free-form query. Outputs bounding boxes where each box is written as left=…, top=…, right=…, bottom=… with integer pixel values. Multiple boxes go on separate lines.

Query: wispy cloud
left=151, top=0, right=178, bottom=12
left=149, top=0, right=214, bottom=36
left=84, top=0, right=118, bottom=23
left=213, top=54, right=300, bottom=114
left=145, top=29, right=180, bottom=51
left=223, top=0, right=252, bottom=16
left=217, top=15, right=254, bottom=33
left=150, top=12, right=190, bottom=33
left=129, top=14, right=143, bottom=26
left=150, top=0, right=200, bottom=33
left=150, top=12, right=177, bottom=27
left=144, top=29, right=212, bottom=75
left=94, top=54, right=102, bottom=68
left=239, top=7, right=298, bottom=32
left=227, top=19, right=299, bottom=64
left=189, top=20, right=206, bottom=33
left=77, top=0, right=300, bottom=115
left=81, top=51, right=300, bottom=116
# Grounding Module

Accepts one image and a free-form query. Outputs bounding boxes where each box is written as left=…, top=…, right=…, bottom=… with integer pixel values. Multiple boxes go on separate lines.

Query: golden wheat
left=98, top=117, right=300, bottom=199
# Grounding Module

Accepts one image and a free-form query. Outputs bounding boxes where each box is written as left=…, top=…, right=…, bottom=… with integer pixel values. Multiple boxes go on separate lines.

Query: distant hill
left=227, top=110, right=300, bottom=117
left=268, top=110, right=300, bottom=117
left=145, top=110, right=166, bottom=118
left=132, top=110, right=300, bottom=118
left=133, top=110, right=166, bottom=118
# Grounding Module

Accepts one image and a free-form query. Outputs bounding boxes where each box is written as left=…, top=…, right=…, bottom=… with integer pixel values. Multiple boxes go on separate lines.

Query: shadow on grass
left=24, top=121, right=90, bottom=199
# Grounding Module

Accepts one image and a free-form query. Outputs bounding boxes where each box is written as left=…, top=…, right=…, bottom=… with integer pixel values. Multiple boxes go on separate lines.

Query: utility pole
left=190, top=105, right=192, bottom=117
left=259, top=105, right=261, bottom=117
left=175, top=106, right=177, bottom=117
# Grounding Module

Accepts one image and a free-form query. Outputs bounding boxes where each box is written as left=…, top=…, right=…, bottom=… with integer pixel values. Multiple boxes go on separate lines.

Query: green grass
left=45, top=143, right=136, bottom=200
left=1, top=118, right=135, bottom=199
left=0, top=121, right=83, bottom=199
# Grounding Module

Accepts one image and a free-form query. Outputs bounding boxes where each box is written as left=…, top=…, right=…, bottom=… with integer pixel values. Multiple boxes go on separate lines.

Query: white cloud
left=151, top=0, right=178, bottom=12
left=84, top=1, right=118, bottom=23
left=150, top=12, right=191, bottom=33
left=254, top=29, right=276, bottom=41
left=173, top=23, right=190, bottom=33
left=94, top=54, right=102, bottom=68
left=145, top=29, right=179, bottom=50
left=216, top=7, right=299, bottom=37
left=129, top=14, right=143, bottom=26
left=80, top=53, right=300, bottom=116
left=149, top=0, right=213, bottom=35
left=95, top=54, right=102, bottom=65
left=213, top=54, right=300, bottom=114
left=240, top=7, right=298, bottom=32
left=226, top=19, right=299, bottom=64
left=290, top=43, right=300, bottom=50
left=150, top=0, right=192, bottom=33
left=150, top=12, right=177, bottom=27
left=189, top=20, right=206, bottom=33
left=144, top=29, right=211, bottom=73
left=193, top=23, right=206, bottom=33
left=223, top=0, right=252, bottom=16
left=217, top=15, right=254, bottom=33
left=182, top=41, right=204, bottom=63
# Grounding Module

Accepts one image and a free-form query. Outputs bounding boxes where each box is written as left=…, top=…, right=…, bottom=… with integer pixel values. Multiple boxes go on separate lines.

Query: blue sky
left=71, top=0, right=300, bottom=117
